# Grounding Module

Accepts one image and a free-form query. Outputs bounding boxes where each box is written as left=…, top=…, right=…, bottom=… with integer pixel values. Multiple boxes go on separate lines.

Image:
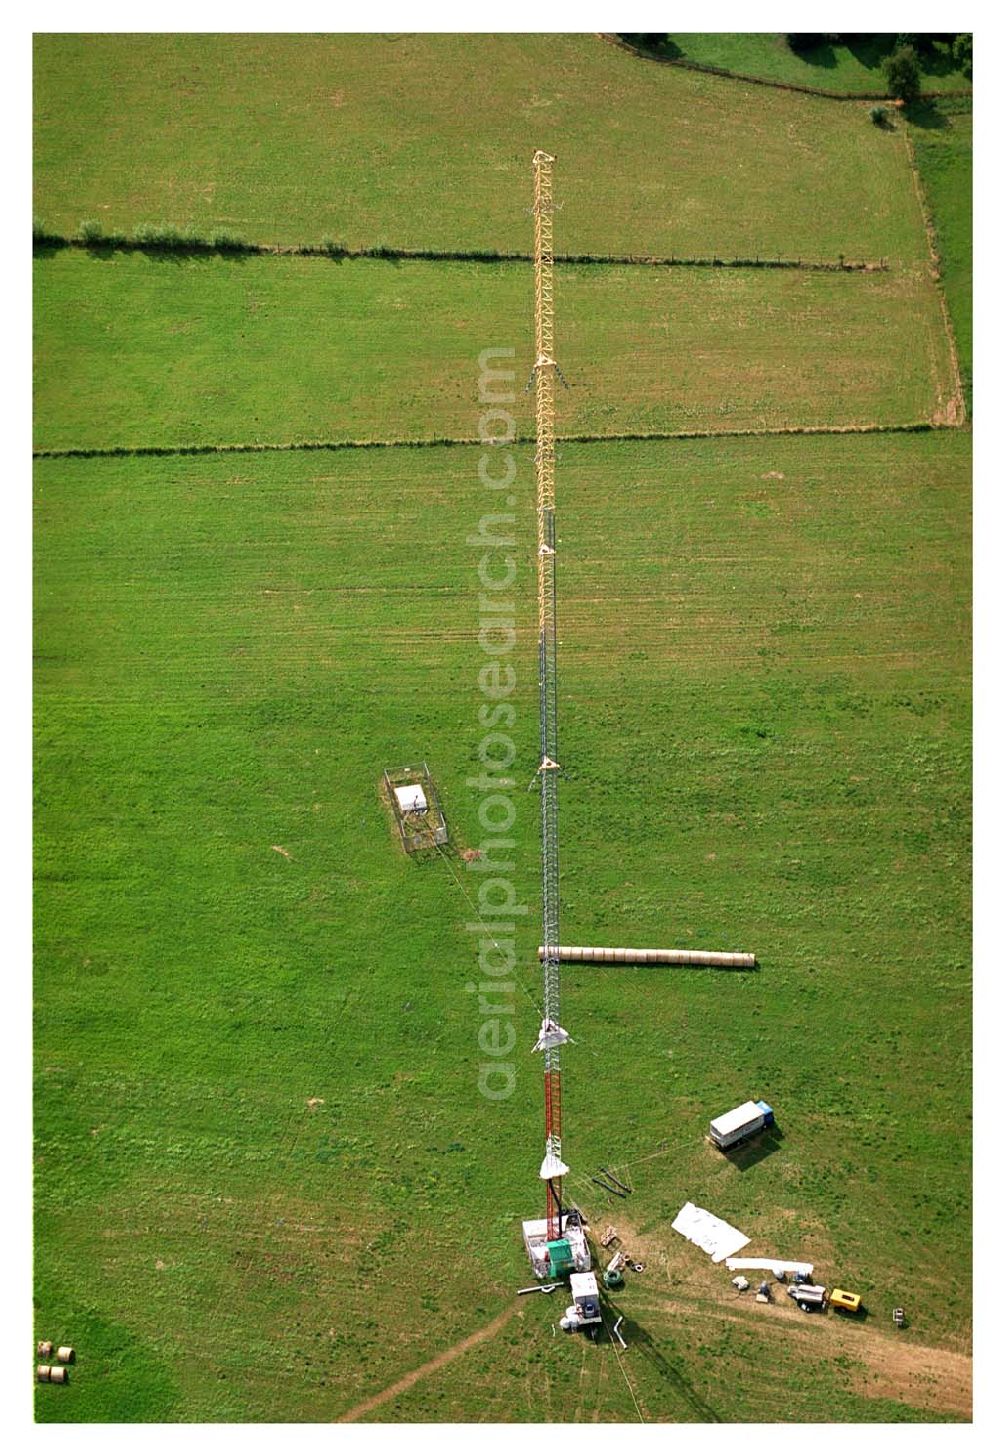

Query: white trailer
left=559, top=1271, right=602, bottom=1333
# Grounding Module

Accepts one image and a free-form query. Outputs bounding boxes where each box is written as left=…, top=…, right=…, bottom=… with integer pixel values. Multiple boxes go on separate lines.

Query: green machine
left=546, top=1238, right=574, bottom=1280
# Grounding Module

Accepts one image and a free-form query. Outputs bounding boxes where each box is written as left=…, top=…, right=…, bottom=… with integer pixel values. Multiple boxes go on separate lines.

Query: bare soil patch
left=849, top=1333, right=971, bottom=1419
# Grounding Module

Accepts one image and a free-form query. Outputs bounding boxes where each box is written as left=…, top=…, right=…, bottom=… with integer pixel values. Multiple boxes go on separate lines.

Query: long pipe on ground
left=537, top=945, right=757, bottom=968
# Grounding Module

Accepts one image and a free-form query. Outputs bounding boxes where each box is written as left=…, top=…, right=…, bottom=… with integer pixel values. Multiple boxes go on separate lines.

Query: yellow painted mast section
left=532, top=149, right=564, bottom=1241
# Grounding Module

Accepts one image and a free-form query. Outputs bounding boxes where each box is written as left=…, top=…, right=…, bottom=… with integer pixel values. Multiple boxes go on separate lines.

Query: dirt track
left=851, top=1330, right=971, bottom=1419
left=645, top=1294, right=971, bottom=1419
left=338, top=1305, right=517, bottom=1422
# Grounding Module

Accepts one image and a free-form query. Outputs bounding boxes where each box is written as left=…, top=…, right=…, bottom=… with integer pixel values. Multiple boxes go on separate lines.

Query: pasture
left=35, top=432, right=970, bottom=1422
left=33, top=250, right=957, bottom=451
left=34, top=33, right=928, bottom=261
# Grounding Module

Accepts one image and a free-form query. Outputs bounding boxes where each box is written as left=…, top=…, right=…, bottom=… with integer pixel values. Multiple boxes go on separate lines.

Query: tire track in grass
left=337, top=1304, right=516, bottom=1422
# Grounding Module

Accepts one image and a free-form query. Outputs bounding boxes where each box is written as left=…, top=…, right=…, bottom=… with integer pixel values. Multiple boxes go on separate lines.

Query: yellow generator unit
left=829, top=1288, right=863, bottom=1314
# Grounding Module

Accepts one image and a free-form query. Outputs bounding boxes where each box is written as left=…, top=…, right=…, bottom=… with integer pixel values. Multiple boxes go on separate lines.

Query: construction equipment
left=726, top=1257, right=814, bottom=1279
left=538, top=946, right=756, bottom=969
left=522, top=1216, right=590, bottom=1282
left=559, top=1272, right=602, bottom=1334
left=788, top=1284, right=827, bottom=1313
left=829, top=1288, right=863, bottom=1314
left=591, top=1171, right=629, bottom=1199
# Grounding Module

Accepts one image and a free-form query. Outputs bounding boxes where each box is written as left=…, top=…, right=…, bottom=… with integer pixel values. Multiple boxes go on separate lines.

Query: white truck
left=709, top=1099, right=775, bottom=1151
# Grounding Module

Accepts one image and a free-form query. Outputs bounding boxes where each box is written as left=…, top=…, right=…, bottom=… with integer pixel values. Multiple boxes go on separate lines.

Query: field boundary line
left=32, top=420, right=965, bottom=464
left=602, top=34, right=973, bottom=103
left=337, top=1304, right=516, bottom=1422
left=901, top=121, right=968, bottom=425
left=32, top=234, right=888, bottom=274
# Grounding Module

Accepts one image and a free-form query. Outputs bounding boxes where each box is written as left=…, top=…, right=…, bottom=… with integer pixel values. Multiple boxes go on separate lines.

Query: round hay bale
left=56, top=1346, right=75, bottom=1364
left=37, top=1340, right=53, bottom=1358
left=49, top=1365, right=68, bottom=1384
left=37, top=1364, right=52, bottom=1383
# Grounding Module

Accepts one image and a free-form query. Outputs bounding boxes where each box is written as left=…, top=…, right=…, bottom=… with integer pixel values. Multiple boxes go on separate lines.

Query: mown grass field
left=666, top=34, right=970, bottom=96
left=35, top=432, right=970, bottom=1422
left=33, top=250, right=957, bottom=451
left=909, top=101, right=972, bottom=408
left=33, top=33, right=928, bottom=261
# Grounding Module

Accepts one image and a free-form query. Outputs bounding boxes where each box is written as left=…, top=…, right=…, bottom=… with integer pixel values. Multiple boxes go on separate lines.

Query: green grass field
left=33, top=250, right=956, bottom=451
left=35, top=432, right=970, bottom=1422
left=666, top=34, right=970, bottom=96
left=909, top=102, right=972, bottom=408
left=34, top=30, right=971, bottom=1425
left=34, top=33, right=928, bottom=262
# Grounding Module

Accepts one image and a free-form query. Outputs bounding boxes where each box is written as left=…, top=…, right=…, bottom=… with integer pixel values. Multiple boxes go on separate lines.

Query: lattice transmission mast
left=521, top=152, right=758, bottom=1289
left=531, top=150, right=569, bottom=1243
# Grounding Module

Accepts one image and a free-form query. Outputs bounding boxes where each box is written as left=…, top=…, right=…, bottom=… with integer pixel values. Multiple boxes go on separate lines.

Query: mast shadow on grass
left=599, top=1294, right=722, bottom=1422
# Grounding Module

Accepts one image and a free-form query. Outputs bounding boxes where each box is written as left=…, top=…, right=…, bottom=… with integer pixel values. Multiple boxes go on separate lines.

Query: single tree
left=952, top=34, right=972, bottom=78
left=883, top=45, right=921, bottom=103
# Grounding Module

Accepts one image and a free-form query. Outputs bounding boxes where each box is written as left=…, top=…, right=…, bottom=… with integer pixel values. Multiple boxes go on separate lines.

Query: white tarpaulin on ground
left=725, top=1257, right=814, bottom=1276
left=671, top=1202, right=750, bottom=1263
